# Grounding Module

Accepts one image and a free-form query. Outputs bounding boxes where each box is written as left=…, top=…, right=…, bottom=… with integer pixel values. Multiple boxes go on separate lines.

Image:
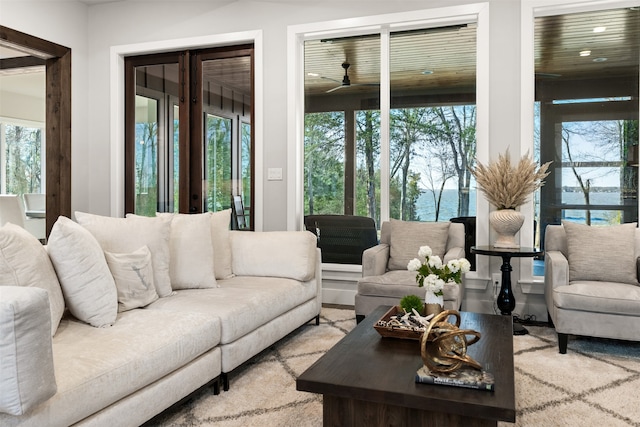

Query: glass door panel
left=240, top=121, right=251, bottom=227
left=389, top=26, right=477, bottom=222
left=200, top=54, right=253, bottom=229
left=134, top=95, right=159, bottom=216
left=204, top=114, right=232, bottom=212
left=304, top=34, right=380, bottom=220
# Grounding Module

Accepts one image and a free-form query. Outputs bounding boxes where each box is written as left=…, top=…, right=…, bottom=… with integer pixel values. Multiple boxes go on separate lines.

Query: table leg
left=497, top=255, right=528, bottom=336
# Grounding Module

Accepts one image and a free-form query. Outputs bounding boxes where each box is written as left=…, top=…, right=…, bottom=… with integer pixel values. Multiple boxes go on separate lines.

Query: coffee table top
left=297, top=306, right=516, bottom=423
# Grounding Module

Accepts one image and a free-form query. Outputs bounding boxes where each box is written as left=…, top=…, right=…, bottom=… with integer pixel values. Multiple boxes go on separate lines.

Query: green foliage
left=4, top=124, right=42, bottom=196
left=399, top=294, right=424, bottom=314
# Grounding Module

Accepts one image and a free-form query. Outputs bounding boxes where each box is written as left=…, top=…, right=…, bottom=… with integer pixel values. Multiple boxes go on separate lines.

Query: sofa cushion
left=554, top=281, right=640, bottom=315
left=0, top=286, right=57, bottom=416
left=358, top=270, right=461, bottom=302
left=563, top=221, right=639, bottom=286
left=388, top=220, right=450, bottom=271
left=105, top=246, right=159, bottom=312
left=230, top=231, right=317, bottom=281
left=47, top=216, right=118, bottom=328
left=159, top=212, right=218, bottom=289
left=0, top=223, right=65, bottom=336
left=211, top=209, right=233, bottom=279
left=146, top=276, right=317, bottom=344
left=19, top=309, right=221, bottom=427
left=75, top=212, right=173, bottom=297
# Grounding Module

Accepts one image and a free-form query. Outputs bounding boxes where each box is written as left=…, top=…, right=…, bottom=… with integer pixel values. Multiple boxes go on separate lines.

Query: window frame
left=520, top=0, right=640, bottom=289
left=287, top=4, right=491, bottom=282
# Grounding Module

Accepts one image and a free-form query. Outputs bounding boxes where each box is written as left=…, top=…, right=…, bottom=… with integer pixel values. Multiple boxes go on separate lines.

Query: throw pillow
left=105, top=246, right=159, bottom=311
left=388, top=220, right=450, bottom=271
left=75, top=212, right=173, bottom=297
left=563, top=220, right=639, bottom=285
left=47, top=216, right=118, bottom=327
left=211, top=209, right=233, bottom=279
left=158, top=212, right=218, bottom=289
left=0, top=286, right=57, bottom=415
left=0, top=223, right=65, bottom=336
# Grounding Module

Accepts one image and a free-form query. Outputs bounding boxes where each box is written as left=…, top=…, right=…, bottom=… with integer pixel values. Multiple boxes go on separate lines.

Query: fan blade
left=326, top=85, right=347, bottom=93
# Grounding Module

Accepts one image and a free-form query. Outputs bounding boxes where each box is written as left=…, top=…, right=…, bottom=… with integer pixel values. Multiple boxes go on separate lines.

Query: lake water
left=416, top=188, right=625, bottom=224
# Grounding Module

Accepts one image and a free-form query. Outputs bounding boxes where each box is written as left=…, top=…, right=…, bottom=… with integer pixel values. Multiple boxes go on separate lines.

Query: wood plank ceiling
left=302, top=6, right=640, bottom=98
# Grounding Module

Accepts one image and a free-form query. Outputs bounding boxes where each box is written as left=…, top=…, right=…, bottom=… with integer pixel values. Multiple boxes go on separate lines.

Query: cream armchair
left=355, top=220, right=465, bottom=322
left=544, top=222, right=640, bottom=353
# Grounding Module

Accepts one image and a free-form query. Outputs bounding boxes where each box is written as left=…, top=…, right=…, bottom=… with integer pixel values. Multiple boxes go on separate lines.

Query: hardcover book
left=415, top=366, right=495, bottom=392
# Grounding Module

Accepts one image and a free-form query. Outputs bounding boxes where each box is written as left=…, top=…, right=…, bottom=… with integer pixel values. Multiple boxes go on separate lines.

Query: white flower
left=418, top=245, right=432, bottom=258
left=407, top=258, right=422, bottom=271
left=447, top=259, right=461, bottom=273
left=427, top=255, right=442, bottom=269
left=459, top=258, right=471, bottom=273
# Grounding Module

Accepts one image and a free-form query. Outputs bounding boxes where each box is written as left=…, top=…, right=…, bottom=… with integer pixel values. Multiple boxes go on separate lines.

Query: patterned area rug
left=145, top=308, right=640, bottom=427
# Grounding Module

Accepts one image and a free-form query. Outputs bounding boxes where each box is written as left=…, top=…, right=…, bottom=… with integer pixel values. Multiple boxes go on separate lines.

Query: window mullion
left=380, top=28, right=391, bottom=224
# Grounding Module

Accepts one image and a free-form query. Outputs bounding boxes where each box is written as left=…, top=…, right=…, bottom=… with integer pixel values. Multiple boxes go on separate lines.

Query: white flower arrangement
left=407, top=245, right=471, bottom=297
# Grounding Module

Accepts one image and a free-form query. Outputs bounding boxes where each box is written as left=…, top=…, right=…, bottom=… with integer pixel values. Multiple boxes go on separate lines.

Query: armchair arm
left=362, top=243, right=389, bottom=277
left=443, top=246, right=465, bottom=264
left=544, top=250, right=569, bottom=312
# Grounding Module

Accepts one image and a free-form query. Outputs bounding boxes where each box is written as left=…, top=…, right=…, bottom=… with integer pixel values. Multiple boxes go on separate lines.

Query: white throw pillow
left=47, top=216, right=118, bottom=328
left=159, top=212, right=218, bottom=289
left=75, top=212, right=173, bottom=297
left=231, top=231, right=317, bottom=281
left=105, top=246, right=159, bottom=311
left=211, top=209, right=233, bottom=279
left=0, top=223, right=65, bottom=336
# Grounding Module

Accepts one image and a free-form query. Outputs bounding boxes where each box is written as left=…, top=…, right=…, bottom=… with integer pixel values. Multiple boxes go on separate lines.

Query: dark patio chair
left=304, top=215, right=378, bottom=265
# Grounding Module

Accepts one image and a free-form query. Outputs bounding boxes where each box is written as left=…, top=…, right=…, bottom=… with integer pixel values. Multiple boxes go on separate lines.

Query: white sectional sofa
left=0, top=210, right=321, bottom=427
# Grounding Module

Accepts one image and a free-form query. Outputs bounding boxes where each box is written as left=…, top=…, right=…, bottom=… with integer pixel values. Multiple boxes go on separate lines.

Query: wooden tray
left=373, top=305, right=424, bottom=340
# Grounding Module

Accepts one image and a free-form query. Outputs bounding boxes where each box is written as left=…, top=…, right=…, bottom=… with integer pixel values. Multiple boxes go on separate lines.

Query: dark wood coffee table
left=297, top=305, right=515, bottom=426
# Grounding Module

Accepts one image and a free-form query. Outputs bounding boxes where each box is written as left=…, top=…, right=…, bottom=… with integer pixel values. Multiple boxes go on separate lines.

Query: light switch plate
left=267, top=167, right=283, bottom=181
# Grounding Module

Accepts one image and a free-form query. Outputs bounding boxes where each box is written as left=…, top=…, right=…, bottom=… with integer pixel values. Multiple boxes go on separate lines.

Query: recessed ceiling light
left=593, top=57, right=608, bottom=62
left=422, top=70, right=434, bottom=75
left=579, top=50, right=591, bottom=57
left=593, top=26, right=606, bottom=33
left=307, top=72, right=320, bottom=77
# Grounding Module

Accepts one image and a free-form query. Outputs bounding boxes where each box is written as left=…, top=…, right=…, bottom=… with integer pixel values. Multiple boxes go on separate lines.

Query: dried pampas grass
left=470, top=149, right=551, bottom=210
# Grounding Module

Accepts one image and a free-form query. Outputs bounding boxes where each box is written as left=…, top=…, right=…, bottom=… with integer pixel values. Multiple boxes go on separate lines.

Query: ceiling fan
left=321, top=62, right=379, bottom=93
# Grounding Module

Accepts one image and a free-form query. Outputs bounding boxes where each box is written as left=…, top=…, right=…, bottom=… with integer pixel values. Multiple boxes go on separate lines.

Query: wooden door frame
left=0, top=26, right=71, bottom=237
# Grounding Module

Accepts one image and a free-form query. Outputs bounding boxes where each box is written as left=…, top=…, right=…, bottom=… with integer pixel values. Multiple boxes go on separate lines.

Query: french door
left=124, top=45, right=254, bottom=228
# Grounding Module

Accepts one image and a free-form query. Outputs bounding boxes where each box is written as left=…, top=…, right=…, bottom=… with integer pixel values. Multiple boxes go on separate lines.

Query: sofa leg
left=558, top=333, right=568, bottom=354
left=356, top=314, right=365, bottom=324
left=221, top=373, right=230, bottom=391
left=213, top=377, right=221, bottom=395
left=547, top=311, right=554, bottom=328
left=315, top=314, right=320, bottom=326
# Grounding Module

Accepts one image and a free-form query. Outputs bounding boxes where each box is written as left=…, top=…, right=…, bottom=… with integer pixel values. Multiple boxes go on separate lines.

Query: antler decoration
left=420, top=310, right=482, bottom=373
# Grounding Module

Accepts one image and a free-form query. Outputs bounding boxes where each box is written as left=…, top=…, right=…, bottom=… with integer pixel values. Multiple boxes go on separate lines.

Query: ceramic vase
left=490, top=209, right=525, bottom=248
left=425, top=291, right=444, bottom=316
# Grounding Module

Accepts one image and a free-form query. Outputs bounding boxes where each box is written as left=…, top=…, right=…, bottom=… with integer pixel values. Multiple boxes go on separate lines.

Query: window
left=534, top=7, right=640, bottom=260
left=303, top=24, right=478, bottom=229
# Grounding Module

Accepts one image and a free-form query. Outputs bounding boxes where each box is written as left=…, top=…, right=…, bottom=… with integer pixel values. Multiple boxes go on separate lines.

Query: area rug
left=144, top=308, right=640, bottom=427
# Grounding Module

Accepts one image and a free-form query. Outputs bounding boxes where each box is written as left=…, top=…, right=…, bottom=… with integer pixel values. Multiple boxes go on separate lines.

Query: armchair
left=545, top=222, right=640, bottom=353
left=355, top=220, right=465, bottom=322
